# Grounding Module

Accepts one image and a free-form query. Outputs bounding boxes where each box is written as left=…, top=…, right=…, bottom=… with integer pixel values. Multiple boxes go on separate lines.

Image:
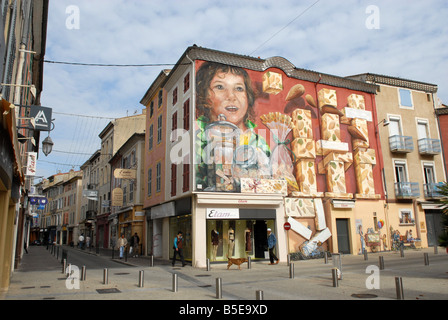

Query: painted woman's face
left=208, top=71, right=249, bottom=130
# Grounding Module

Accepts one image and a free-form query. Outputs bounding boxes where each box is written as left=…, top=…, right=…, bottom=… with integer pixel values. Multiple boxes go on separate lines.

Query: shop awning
left=1, top=98, right=24, bottom=184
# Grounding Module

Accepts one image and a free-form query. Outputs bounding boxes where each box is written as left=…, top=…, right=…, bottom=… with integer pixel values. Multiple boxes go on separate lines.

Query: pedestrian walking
left=267, top=228, right=279, bottom=265
left=172, top=231, right=186, bottom=267
left=78, top=234, right=84, bottom=249
left=117, top=234, right=128, bottom=259
left=130, top=232, right=140, bottom=257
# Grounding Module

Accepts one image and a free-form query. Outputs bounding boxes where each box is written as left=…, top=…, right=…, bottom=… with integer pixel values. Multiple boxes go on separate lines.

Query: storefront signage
left=26, top=152, right=37, bottom=176
left=206, top=208, right=239, bottom=219
left=111, top=188, right=123, bottom=206
left=114, top=168, right=136, bottom=179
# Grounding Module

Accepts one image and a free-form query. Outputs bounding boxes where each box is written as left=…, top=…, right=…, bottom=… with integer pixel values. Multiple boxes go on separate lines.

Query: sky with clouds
left=36, top=0, right=448, bottom=179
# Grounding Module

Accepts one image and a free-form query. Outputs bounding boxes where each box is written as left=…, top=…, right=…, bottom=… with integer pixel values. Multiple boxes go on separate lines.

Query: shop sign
left=114, top=168, right=136, bottom=179
left=111, top=188, right=123, bottom=206
left=26, top=152, right=37, bottom=176
left=206, top=208, right=239, bottom=219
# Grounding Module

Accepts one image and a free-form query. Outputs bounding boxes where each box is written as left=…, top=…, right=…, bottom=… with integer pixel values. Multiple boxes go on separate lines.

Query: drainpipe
left=13, top=0, right=32, bottom=108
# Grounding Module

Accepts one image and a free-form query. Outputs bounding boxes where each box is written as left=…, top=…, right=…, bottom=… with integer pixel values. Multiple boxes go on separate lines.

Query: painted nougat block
left=355, top=163, right=375, bottom=195
left=316, top=139, right=349, bottom=156
left=294, top=160, right=318, bottom=194
left=326, top=161, right=346, bottom=193
left=318, top=88, right=337, bottom=109
left=288, top=216, right=312, bottom=240
left=262, top=71, right=283, bottom=95
left=321, top=113, right=341, bottom=142
left=347, top=94, right=366, bottom=110
left=292, top=109, right=313, bottom=139
left=314, top=198, right=326, bottom=231
left=284, top=197, right=315, bottom=217
left=352, top=138, right=370, bottom=151
left=323, top=151, right=353, bottom=170
left=354, top=148, right=376, bottom=166
left=348, top=118, right=369, bottom=142
left=292, top=138, right=316, bottom=159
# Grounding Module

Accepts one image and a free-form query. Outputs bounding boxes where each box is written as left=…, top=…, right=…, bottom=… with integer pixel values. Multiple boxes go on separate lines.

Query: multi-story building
left=348, top=73, right=445, bottom=249
left=41, top=170, right=82, bottom=246
left=140, top=69, right=170, bottom=258
left=80, top=150, right=101, bottom=247
left=109, top=133, right=145, bottom=254
left=0, top=0, right=49, bottom=291
left=62, top=171, right=82, bottom=246
left=97, top=112, right=145, bottom=248
left=142, top=46, right=386, bottom=268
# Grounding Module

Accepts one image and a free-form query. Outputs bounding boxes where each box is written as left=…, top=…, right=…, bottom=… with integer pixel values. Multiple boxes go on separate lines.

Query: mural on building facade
left=194, top=60, right=382, bottom=256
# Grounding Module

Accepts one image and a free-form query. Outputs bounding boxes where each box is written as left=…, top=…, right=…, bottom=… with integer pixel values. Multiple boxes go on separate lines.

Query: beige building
left=97, top=112, right=146, bottom=248
left=349, top=74, right=445, bottom=248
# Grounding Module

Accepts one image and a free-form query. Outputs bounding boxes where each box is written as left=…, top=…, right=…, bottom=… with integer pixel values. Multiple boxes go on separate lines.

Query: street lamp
left=42, top=135, right=53, bottom=156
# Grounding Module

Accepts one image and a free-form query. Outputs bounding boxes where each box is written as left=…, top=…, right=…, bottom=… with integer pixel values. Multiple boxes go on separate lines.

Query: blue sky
left=36, top=0, right=448, bottom=179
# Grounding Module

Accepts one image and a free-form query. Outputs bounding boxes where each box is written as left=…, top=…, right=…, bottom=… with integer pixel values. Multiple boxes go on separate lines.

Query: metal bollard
left=256, top=290, right=264, bottom=300
left=364, top=249, right=368, bottom=261
left=395, top=277, right=404, bottom=300
left=247, top=256, right=251, bottom=269
left=287, top=254, right=291, bottom=266
left=81, top=266, right=86, bottom=281
left=332, top=268, right=339, bottom=287
left=216, top=278, right=222, bottom=299
left=434, top=246, right=438, bottom=254
left=62, top=259, right=67, bottom=274
left=125, top=247, right=128, bottom=262
left=400, top=245, right=404, bottom=258
left=103, top=268, right=108, bottom=285
left=424, top=253, right=429, bottom=266
left=379, top=256, right=385, bottom=270
left=172, top=273, right=178, bottom=292
left=138, top=270, right=144, bottom=287
left=324, top=251, right=328, bottom=264
left=112, top=248, right=115, bottom=259
left=206, top=258, right=210, bottom=271
left=150, top=255, right=154, bottom=267
left=289, top=263, right=294, bottom=279
left=57, top=246, right=59, bottom=260
left=66, top=263, right=72, bottom=277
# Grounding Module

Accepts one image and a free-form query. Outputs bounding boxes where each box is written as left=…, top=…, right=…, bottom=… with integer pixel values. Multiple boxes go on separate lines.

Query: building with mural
left=349, top=74, right=445, bottom=250
left=141, top=46, right=390, bottom=268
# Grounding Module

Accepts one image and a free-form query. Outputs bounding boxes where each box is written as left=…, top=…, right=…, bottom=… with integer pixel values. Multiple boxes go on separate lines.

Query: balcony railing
left=395, top=182, right=420, bottom=198
left=418, top=138, right=441, bottom=155
left=423, top=182, right=444, bottom=199
left=389, top=135, right=414, bottom=153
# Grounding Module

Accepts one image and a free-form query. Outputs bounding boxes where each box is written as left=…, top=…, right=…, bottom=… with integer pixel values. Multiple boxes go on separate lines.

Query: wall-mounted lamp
left=42, top=135, right=53, bottom=156
left=377, top=119, right=389, bottom=127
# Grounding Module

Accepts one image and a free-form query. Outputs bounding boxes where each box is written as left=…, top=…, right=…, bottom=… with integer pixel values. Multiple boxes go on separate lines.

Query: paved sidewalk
left=2, top=245, right=447, bottom=301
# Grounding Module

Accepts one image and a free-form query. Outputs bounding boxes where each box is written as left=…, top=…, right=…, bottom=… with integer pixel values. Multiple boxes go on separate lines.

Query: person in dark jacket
left=172, top=231, right=186, bottom=267
left=267, top=228, right=279, bottom=265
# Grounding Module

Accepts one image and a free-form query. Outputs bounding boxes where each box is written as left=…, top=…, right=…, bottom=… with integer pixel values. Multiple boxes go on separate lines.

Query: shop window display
left=207, top=219, right=274, bottom=261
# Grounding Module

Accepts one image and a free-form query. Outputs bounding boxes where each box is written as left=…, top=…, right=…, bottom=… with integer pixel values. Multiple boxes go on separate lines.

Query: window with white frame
left=399, top=89, right=413, bottom=108
left=399, top=209, right=414, bottom=225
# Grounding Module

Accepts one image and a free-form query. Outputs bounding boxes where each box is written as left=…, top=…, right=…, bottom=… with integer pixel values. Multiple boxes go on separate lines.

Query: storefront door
left=336, top=219, right=351, bottom=254
left=254, top=220, right=268, bottom=259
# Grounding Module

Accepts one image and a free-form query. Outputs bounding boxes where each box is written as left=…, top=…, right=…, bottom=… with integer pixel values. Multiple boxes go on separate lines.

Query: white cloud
left=36, top=0, right=448, bottom=178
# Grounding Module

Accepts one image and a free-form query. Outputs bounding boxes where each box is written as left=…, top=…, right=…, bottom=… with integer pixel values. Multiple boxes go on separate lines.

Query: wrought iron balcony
left=389, top=135, right=414, bottom=153
left=418, top=138, right=441, bottom=155
left=395, top=182, right=420, bottom=198
left=423, top=182, right=444, bottom=199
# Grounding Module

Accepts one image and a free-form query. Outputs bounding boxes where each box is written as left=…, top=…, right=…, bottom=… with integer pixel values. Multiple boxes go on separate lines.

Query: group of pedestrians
left=116, top=233, right=141, bottom=259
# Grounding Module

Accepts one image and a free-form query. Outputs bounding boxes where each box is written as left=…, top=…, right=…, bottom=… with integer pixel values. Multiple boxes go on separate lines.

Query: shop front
left=193, top=193, right=287, bottom=268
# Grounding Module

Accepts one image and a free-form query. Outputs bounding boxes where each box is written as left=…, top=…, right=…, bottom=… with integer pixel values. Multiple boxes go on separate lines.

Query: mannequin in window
left=228, top=227, right=235, bottom=257
left=245, top=227, right=252, bottom=252
left=211, top=229, right=219, bottom=261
